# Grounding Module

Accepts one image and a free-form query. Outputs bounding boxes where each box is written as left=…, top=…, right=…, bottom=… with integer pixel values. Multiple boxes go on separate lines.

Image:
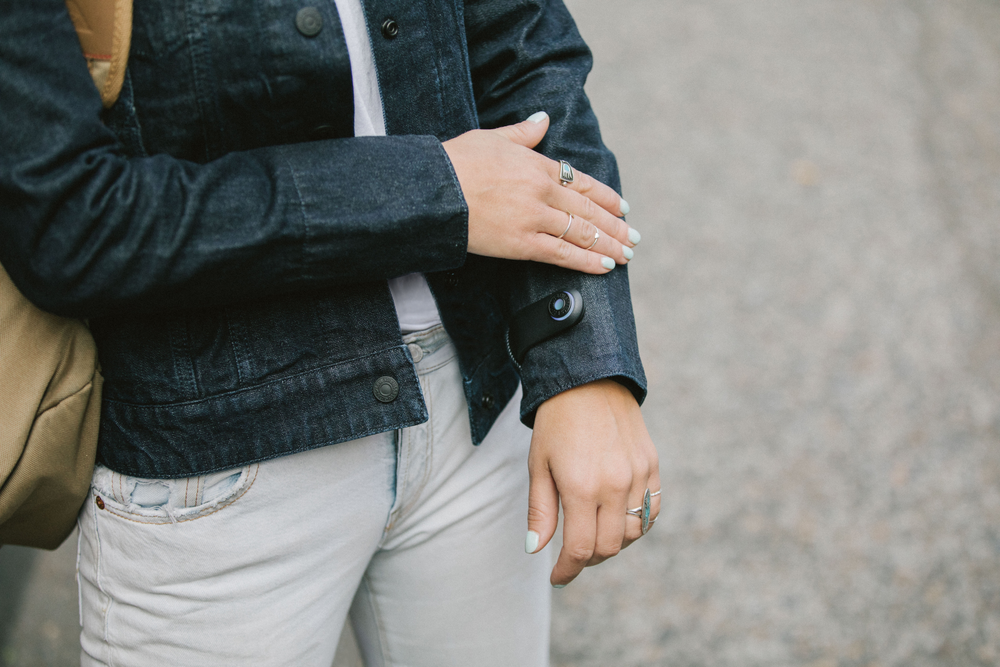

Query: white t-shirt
left=333, top=0, right=443, bottom=333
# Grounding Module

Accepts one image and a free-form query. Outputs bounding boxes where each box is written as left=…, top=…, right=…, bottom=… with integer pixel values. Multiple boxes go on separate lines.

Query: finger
left=492, top=111, right=551, bottom=150
left=588, top=499, right=627, bottom=567
left=550, top=160, right=631, bottom=221
left=551, top=498, right=598, bottom=587
left=623, top=474, right=656, bottom=548
left=546, top=211, right=630, bottom=265
left=530, top=233, right=616, bottom=275
left=526, top=458, right=560, bottom=555
left=647, top=455, right=662, bottom=528
left=551, top=186, right=635, bottom=249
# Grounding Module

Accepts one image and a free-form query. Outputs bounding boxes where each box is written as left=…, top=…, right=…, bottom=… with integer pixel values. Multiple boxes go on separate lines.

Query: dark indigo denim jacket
left=0, top=0, right=646, bottom=478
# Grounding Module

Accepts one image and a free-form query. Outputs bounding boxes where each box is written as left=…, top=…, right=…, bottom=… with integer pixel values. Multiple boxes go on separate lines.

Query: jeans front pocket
left=91, top=463, right=259, bottom=525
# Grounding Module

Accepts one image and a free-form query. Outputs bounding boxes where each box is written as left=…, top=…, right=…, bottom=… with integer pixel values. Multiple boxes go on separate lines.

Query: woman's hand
left=525, top=378, right=660, bottom=586
left=442, top=113, right=640, bottom=275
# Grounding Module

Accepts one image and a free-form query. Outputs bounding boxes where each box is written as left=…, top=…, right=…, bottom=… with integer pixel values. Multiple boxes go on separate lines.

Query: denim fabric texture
left=0, top=0, right=647, bottom=478
left=78, top=328, right=550, bottom=666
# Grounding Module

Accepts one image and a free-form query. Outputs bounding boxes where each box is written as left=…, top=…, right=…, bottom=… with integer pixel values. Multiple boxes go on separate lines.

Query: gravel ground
left=3, top=1, right=1000, bottom=665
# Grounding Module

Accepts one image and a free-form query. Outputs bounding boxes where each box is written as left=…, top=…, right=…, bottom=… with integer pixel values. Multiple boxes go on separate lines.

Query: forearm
left=0, top=0, right=467, bottom=318
left=464, top=0, right=646, bottom=418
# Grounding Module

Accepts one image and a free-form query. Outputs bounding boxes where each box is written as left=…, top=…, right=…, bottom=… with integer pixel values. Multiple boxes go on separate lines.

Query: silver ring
left=558, top=160, right=574, bottom=186
left=585, top=232, right=599, bottom=250
left=557, top=213, right=574, bottom=239
left=650, top=490, right=661, bottom=498
left=626, top=488, right=653, bottom=535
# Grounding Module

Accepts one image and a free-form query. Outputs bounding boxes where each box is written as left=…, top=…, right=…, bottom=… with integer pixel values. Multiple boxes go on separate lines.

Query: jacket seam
left=102, top=345, right=410, bottom=409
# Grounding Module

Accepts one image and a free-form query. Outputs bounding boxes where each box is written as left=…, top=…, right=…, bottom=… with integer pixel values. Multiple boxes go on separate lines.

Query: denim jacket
left=0, top=0, right=646, bottom=478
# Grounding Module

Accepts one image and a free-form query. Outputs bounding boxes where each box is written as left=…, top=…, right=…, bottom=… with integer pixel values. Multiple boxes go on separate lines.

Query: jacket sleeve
left=463, top=0, right=647, bottom=421
left=0, top=0, right=468, bottom=318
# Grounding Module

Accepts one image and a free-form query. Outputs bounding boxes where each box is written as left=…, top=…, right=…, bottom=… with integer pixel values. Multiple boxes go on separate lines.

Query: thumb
left=494, top=111, right=550, bottom=149
left=525, top=459, right=559, bottom=555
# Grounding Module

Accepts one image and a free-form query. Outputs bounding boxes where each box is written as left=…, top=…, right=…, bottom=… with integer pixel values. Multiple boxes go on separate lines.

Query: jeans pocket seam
left=97, top=464, right=260, bottom=525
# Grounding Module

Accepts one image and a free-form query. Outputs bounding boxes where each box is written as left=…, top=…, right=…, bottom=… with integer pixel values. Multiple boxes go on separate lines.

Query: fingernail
left=622, top=245, right=634, bottom=261
left=628, top=227, right=642, bottom=245
left=601, top=257, right=615, bottom=270
left=620, top=198, right=630, bottom=216
left=526, top=111, right=548, bottom=124
left=525, top=530, right=540, bottom=554
left=553, top=584, right=566, bottom=589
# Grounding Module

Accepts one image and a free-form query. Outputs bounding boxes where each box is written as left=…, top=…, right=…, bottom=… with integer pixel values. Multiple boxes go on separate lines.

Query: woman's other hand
left=442, top=113, right=640, bottom=275
left=525, top=379, right=659, bottom=587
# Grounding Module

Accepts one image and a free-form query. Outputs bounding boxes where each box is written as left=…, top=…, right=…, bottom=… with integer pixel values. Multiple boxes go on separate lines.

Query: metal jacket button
left=373, top=376, right=400, bottom=403
left=296, top=8, right=323, bottom=37
left=381, top=18, right=399, bottom=39
left=481, top=393, right=495, bottom=410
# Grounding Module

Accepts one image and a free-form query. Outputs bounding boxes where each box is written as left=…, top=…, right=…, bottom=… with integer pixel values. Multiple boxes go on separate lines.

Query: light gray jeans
left=77, top=326, right=551, bottom=666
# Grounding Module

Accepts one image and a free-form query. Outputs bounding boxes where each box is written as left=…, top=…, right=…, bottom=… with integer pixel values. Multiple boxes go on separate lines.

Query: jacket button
left=296, top=8, right=323, bottom=37
left=381, top=18, right=399, bottom=39
left=373, top=376, right=400, bottom=403
left=481, top=393, right=495, bottom=410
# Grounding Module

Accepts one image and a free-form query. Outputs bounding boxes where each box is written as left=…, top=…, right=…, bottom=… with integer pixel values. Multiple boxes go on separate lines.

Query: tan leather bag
left=0, top=0, right=130, bottom=549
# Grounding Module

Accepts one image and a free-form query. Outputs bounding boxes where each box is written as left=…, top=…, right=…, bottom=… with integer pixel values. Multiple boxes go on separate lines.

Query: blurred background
left=4, top=0, right=1000, bottom=664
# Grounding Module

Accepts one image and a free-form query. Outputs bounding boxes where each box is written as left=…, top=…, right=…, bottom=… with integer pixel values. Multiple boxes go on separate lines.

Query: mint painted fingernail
left=620, top=198, right=630, bottom=216
left=601, top=257, right=615, bottom=270
left=622, top=245, right=634, bottom=260
left=526, top=111, right=548, bottom=124
left=628, top=227, right=642, bottom=245
left=553, top=584, right=567, bottom=589
left=525, top=530, right=540, bottom=554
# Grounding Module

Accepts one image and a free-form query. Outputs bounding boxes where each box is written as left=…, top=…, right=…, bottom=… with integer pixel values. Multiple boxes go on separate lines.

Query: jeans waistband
left=402, top=325, right=452, bottom=371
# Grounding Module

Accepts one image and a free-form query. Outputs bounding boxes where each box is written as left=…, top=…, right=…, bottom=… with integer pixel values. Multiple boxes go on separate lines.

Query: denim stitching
left=102, top=346, right=412, bottom=408
left=419, top=373, right=434, bottom=502
left=415, top=349, right=458, bottom=375
left=91, top=491, right=114, bottom=664
left=391, top=428, right=413, bottom=530
left=99, top=465, right=260, bottom=525
left=364, top=573, right=392, bottom=667
left=75, top=518, right=84, bottom=627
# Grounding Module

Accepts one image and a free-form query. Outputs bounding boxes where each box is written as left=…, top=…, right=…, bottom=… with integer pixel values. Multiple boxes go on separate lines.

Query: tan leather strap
left=65, top=0, right=132, bottom=108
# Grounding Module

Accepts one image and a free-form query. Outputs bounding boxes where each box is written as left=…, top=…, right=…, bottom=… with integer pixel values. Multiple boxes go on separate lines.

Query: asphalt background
left=3, top=0, right=1000, bottom=665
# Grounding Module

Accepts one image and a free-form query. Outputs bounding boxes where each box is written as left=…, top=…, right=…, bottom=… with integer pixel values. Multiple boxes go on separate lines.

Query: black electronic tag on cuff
left=506, top=289, right=585, bottom=366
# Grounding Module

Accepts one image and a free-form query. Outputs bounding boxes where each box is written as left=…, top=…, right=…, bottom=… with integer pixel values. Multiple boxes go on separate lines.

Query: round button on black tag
left=296, top=7, right=323, bottom=37
left=381, top=18, right=399, bottom=39
left=373, top=376, right=399, bottom=403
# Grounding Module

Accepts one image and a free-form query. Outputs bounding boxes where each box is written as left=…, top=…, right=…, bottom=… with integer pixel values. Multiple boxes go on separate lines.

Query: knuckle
left=567, top=479, right=601, bottom=503
left=576, top=171, right=597, bottom=196
left=565, top=545, right=595, bottom=564
left=609, top=471, right=633, bottom=495
left=613, top=215, right=628, bottom=240
left=580, top=196, right=599, bottom=222
left=597, top=543, right=622, bottom=559
left=527, top=174, right=550, bottom=199
left=555, top=241, right=574, bottom=263
left=624, top=526, right=643, bottom=542
left=526, top=505, right=548, bottom=525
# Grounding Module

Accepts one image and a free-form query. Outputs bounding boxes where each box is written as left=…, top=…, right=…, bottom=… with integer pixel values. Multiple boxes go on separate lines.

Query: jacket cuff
left=280, top=135, right=468, bottom=282
left=514, top=265, right=647, bottom=428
